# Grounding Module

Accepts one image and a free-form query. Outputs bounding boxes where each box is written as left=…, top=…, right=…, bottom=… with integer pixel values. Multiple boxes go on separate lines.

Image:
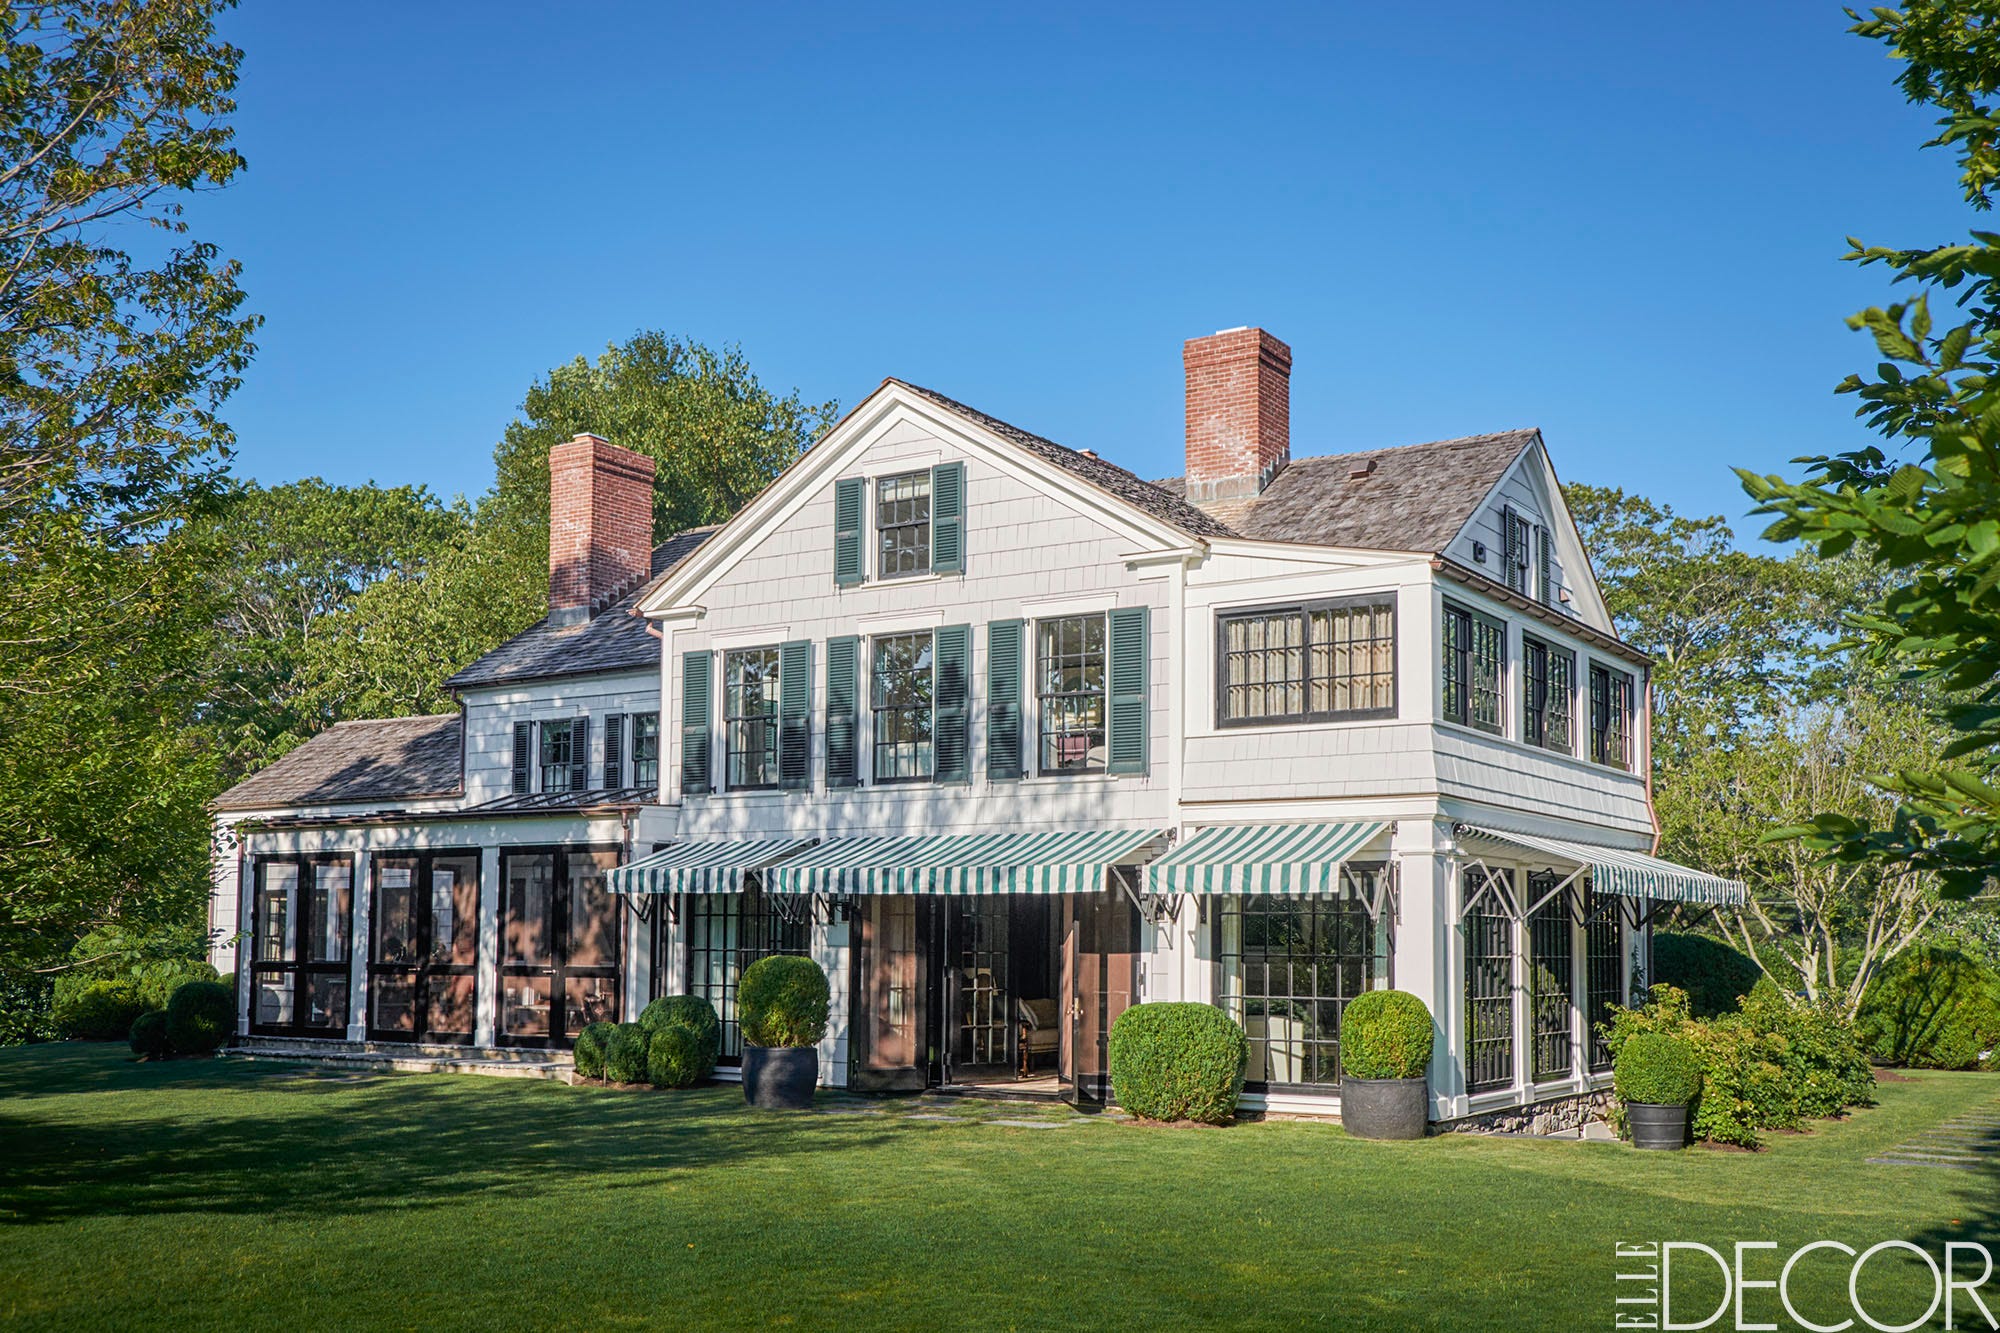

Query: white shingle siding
left=459, top=672, right=664, bottom=802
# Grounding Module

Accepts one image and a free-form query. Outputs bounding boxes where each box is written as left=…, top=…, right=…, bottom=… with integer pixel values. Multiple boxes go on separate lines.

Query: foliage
left=639, top=996, right=721, bottom=1068
left=163, top=980, right=231, bottom=1055
left=128, top=1009, right=171, bottom=1060
left=52, top=979, right=143, bottom=1041
left=738, top=956, right=829, bottom=1049
left=1737, top=979, right=1878, bottom=1118
left=0, top=972, right=56, bottom=1046
left=1653, top=932, right=1764, bottom=1018
left=1107, top=1002, right=1248, bottom=1125
left=1613, top=1032, right=1701, bottom=1106
left=1858, top=942, right=2000, bottom=1068
left=136, top=959, right=220, bottom=1013
left=603, top=1023, right=650, bottom=1084
left=572, top=1021, right=615, bottom=1080
left=646, top=1024, right=713, bottom=1088
left=1338, top=990, right=1434, bottom=1080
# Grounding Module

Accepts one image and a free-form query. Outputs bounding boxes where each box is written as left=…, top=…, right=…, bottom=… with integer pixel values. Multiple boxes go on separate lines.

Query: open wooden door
left=851, top=894, right=928, bottom=1091
left=1060, top=883, right=1141, bottom=1107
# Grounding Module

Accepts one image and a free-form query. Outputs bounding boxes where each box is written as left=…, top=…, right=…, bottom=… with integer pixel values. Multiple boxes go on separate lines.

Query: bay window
left=1442, top=602, right=1505, bottom=734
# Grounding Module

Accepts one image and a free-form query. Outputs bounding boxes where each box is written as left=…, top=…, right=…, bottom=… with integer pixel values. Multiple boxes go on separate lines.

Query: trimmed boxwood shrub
left=739, top=956, right=829, bottom=1048
left=129, top=1009, right=172, bottom=1059
left=640, top=995, right=721, bottom=1061
left=647, top=1024, right=711, bottom=1087
left=1339, top=990, right=1434, bottom=1080
left=1653, top=931, right=1763, bottom=1019
left=603, top=1022, right=650, bottom=1083
left=1107, top=1002, right=1247, bottom=1125
left=53, top=979, right=144, bottom=1040
left=1858, top=944, right=2000, bottom=1071
left=1614, top=1032, right=1701, bottom=1106
left=573, top=1020, right=616, bottom=1079
left=164, top=980, right=234, bottom=1055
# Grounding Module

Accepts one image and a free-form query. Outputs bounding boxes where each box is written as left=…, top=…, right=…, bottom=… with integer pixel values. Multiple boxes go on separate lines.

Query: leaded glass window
left=1589, top=663, right=1634, bottom=770
left=1463, top=867, right=1516, bottom=1093
left=1528, top=873, right=1574, bottom=1082
left=539, top=720, right=575, bottom=792
left=1583, top=887, right=1624, bottom=1073
left=1523, top=636, right=1576, bottom=754
left=681, top=888, right=810, bottom=1062
left=1219, top=596, right=1396, bottom=725
left=1037, top=615, right=1106, bottom=773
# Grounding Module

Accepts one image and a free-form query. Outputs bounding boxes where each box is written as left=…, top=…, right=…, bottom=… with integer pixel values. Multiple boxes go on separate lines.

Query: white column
left=814, top=913, right=851, bottom=1088
left=1394, top=817, right=1460, bottom=1118
left=346, top=849, right=371, bottom=1042
left=475, top=846, right=500, bottom=1048
left=235, top=837, right=254, bottom=1038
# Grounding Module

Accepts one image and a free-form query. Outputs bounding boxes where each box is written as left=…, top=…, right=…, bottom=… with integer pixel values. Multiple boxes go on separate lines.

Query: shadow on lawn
left=0, top=1046, right=896, bottom=1226
left=1900, top=1083, right=2000, bottom=1284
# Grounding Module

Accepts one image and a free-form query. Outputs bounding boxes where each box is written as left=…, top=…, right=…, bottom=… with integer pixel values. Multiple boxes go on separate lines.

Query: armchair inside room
left=1016, top=997, right=1060, bottom=1077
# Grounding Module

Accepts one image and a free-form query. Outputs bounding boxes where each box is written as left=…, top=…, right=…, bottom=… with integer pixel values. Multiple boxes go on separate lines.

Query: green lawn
left=1, top=1045, right=1994, bottom=1331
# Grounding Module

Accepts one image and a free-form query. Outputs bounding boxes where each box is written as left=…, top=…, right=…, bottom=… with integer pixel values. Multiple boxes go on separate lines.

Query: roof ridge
left=325, top=712, right=460, bottom=728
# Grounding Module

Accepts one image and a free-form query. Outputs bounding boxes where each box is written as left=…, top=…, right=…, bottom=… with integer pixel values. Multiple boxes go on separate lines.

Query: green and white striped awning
left=762, top=829, right=1167, bottom=896
left=1143, top=821, right=1391, bottom=896
left=606, top=838, right=818, bottom=895
left=1459, top=825, right=1746, bottom=906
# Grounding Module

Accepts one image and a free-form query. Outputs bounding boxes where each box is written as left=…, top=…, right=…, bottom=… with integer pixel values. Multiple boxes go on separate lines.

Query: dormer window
left=876, top=471, right=932, bottom=579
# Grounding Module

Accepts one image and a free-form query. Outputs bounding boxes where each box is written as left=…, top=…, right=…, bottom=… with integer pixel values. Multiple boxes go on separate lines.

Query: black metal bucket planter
left=1626, top=1101, right=1691, bottom=1150
left=743, top=1044, right=818, bottom=1110
left=1341, top=1076, right=1429, bottom=1140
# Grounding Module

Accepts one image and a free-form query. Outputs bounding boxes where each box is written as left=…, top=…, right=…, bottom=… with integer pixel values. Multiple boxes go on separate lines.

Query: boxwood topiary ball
left=1614, top=1031, right=1702, bottom=1107
left=129, top=1009, right=172, bottom=1059
left=738, top=956, right=829, bottom=1049
left=647, top=1024, right=711, bottom=1088
left=603, top=1022, right=650, bottom=1084
left=572, top=1020, right=617, bottom=1079
left=164, top=980, right=233, bottom=1055
left=1107, top=1002, right=1248, bottom=1125
left=1339, top=990, right=1436, bottom=1081
left=639, top=995, right=721, bottom=1068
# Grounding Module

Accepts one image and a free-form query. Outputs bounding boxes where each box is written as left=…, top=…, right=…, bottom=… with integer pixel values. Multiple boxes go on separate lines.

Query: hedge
left=1339, top=991, right=1434, bottom=1080
left=136, top=959, right=221, bottom=1013
left=129, top=1010, right=173, bottom=1060
left=53, top=979, right=145, bottom=1041
left=573, top=1021, right=616, bottom=1079
left=640, top=995, right=721, bottom=1067
left=1652, top=932, right=1763, bottom=1019
left=647, top=1025, right=712, bottom=1087
left=739, top=957, right=829, bottom=1048
left=164, top=980, right=234, bottom=1055
left=1107, top=1002, right=1247, bottom=1125
left=1857, top=944, right=2000, bottom=1071
left=1613, top=1032, right=1700, bottom=1105
left=604, top=1022, right=650, bottom=1084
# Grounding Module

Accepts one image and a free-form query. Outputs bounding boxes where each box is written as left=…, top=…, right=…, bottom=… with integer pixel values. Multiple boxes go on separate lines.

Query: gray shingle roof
left=444, top=527, right=717, bottom=690
left=213, top=714, right=463, bottom=812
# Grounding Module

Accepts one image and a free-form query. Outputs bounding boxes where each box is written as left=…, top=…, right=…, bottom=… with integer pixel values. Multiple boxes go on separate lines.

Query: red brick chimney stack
left=548, top=433, right=656, bottom=626
left=1183, top=327, right=1292, bottom=504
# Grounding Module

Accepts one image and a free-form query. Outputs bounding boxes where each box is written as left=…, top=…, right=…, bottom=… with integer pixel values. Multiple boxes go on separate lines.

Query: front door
left=1060, top=883, right=1141, bottom=1107
left=498, top=846, right=622, bottom=1049
left=368, top=851, right=480, bottom=1043
left=850, top=894, right=928, bottom=1091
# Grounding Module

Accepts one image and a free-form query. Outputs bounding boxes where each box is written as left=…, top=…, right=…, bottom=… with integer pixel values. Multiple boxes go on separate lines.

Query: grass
left=1, top=1044, right=1995, bottom=1331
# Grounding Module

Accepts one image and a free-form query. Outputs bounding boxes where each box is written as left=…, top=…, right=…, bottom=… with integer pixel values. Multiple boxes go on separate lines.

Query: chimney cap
left=568, top=432, right=611, bottom=446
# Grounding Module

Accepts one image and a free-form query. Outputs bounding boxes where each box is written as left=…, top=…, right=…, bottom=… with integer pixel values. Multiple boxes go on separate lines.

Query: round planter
left=743, top=1044, right=818, bottom=1109
left=1341, top=1076, right=1429, bottom=1140
left=1626, top=1101, right=1690, bottom=1150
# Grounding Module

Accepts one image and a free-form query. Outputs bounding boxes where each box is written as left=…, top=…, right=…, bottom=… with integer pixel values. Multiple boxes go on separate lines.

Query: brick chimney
left=548, top=433, right=656, bottom=626
left=1183, top=327, right=1292, bottom=504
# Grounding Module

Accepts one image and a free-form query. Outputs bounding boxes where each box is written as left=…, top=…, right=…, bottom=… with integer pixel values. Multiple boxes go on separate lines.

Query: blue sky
left=198, top=3, right=1969, bottom=531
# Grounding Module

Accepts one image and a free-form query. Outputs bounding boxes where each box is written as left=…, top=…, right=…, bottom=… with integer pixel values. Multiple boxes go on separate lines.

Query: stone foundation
left=1438, top=1089, right=1613, bottom=1137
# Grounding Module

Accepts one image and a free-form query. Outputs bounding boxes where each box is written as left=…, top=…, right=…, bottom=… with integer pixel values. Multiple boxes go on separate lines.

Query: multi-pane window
left=1037, top=615, right=1106, bottom=773
left=1218, top=596, right=1396, bottom=725
left=1213, top=866, right=1393, bottom=1087
left=1463, top=867, right=1516, bottom=1093
left=1522, top=636, right=1576, bottom=754
left=724, top=649, right=780, bottom=790
left=1528, top=873, right=1574, bottom=1082
left=872, top=632, right=934, bottom=781
left=876, top=471, right=932, bottom=579
left=1589, top=663, right=1634, bottom=770
left=631, top=712, right=660, bottom=788
left=1583, top=886, right=1624, bottom=1073
left=680, top=888, right=810, bottom=1063
left=539, top=720, right=575, bottom=793
left=1442, top=602, right=1505, bottom=734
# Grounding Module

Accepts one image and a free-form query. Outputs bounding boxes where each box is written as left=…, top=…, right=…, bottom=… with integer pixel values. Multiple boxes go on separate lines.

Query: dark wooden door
left=851, top=894, right=928, bottom=1091
left=1061, top=884, right=1141, bottom=1106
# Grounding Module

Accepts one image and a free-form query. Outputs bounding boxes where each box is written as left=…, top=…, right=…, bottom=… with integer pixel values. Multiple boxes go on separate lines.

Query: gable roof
left=1156, top=429, right=1538, bottom=553
left=213, top=714, right=463, bottom=812
left=445, top=526, right=716, bottom=690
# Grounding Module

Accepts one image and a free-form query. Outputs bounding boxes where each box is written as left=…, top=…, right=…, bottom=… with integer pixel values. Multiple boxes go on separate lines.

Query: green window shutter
left=570, top=716, right=590, bottom=793
left=986, top=619, right=1023, bottom=781
left=779, top=639, right=812, bottom=790
left=825, top=635, right=860, bottom=787
left=1535, top=525, right=1553, bottom=604
left=933, top=624, right=971, bottom=782
left=834, top=477, right=865, bottom=587
left=602, top=714, right=624, bottom=788
left=680, top=651, right=712, bottom=796
left=930, top=460, right=965, bottom=574
left=511, top=721, right=531, bottom=795
left=1107, top=606, right=1149, bottom=776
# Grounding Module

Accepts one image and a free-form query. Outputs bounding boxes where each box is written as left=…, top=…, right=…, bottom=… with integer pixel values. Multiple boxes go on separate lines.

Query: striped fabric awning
left=1459, top=825, right=1747, bottom=906
left=605, top=838, right=818, bottom=895
left=1143, top=821, right=1391, bottom=896
left=762, top=829, right=1166, bottom=896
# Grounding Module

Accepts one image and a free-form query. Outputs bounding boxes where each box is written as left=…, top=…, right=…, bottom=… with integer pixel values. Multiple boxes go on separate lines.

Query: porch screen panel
left=1463, top=868, right=1516, bottom=1094
left=562, top=849, right=621, bottom=1034
left=501, top=852, right=555, bottom=1039
left=429, top=854, right=481, bottom=1038
left=1527, top=873, right=1574, bottom=1082
left=299, top=859, right=352, bottom=1032
left=1584, top=887, right=1623, bottom=1072
left=371, top=857, right=421, bottom=1035
left=253, top=860, right=299, bottom=1027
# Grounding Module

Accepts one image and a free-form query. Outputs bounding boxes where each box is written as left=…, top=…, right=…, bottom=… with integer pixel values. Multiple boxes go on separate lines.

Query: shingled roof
left=445, top=526, right=717, bottom=690
left=213, top=714, right=463, bottom=812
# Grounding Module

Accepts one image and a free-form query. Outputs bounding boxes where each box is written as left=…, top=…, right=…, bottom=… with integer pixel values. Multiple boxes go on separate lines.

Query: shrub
left=1340, top=990, right=1435, bottom=1080
left=1858, top=944, right=2000, bottom=1071
left=129, top=1009, right=173, bottom=1059
left=164, top=980, right=234, bottom=1055
left=573, top=1021, right=617, bottom=1079
left=1737, top=979, right=1875, bottom=1119
left=136, top=959, right=221, bottom=1013
left=604, top=1022, right=650, bottom=1083
left=647, top=1024, right=712, bottom=1087
left=0, top=972, right=57, bottom=1046
left=640, top=995, right=721, bottom=1064
left=1615, top=1032, right=1701, bottom=1106
left=1107, top=1002, right=1247, bottom=1125
left=52, top=978, right=144, bottom=1040
left=1653, top=932, right=1763, bottom=1019
left=738, top=956, right=829, bottom=1048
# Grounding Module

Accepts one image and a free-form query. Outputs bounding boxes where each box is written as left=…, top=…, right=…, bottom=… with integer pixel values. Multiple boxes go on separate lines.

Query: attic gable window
left=876, top=471, right=932, bottom=579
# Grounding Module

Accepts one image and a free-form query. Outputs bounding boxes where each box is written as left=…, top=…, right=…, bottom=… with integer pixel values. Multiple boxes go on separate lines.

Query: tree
left=1740, top=2, right=2000, bottom=899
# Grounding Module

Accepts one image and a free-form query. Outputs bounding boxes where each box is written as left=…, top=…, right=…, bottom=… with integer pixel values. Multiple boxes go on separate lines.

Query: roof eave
left=1431, top=556, right=1651, bottom=667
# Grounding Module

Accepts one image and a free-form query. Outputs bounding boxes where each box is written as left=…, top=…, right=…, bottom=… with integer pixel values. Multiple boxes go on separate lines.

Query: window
left=1442, top=602, right=1505, bottom=734
left=1583, top=887, right=1623, bottom=1073
left=1218, top=596, right=1396, bottom=725
left=1037, top=615, right=1106, bottom=773
left=250, top=854, right=352, bottom=1036
left=724, top=648, right=781, bottom=790
left=539, top=720, right=575, bottom=792
left=677, top=887, right=811, bottom=1064
left=1589, top=663, right=1634, bottom=770
left=872, top=632, right=934, bottom=780
left=876, top=471, right=931, bottom=579
left=1522, top=636, right=1576, bottom=754
left=631, top=712, right=659, bottom=788
left=1214, top=866, right=1393, bottom=1087
left=1463, top=866, right=1516, bottom=1093
left=1527, top=874, right=1574, bottom=1082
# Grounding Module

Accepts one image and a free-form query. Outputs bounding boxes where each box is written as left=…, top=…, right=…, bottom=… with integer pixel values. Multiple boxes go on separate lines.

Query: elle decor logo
left=1614, top=1240, right=1997, bottom=1332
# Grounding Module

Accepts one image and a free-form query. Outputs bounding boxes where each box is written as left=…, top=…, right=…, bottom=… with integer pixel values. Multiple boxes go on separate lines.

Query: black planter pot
left=1341, top=1076, right=1429, bottom=1140
left=743, top=1044, right=818, bottom=1109
left=1627, top=1101, right=1690, bottom=1150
